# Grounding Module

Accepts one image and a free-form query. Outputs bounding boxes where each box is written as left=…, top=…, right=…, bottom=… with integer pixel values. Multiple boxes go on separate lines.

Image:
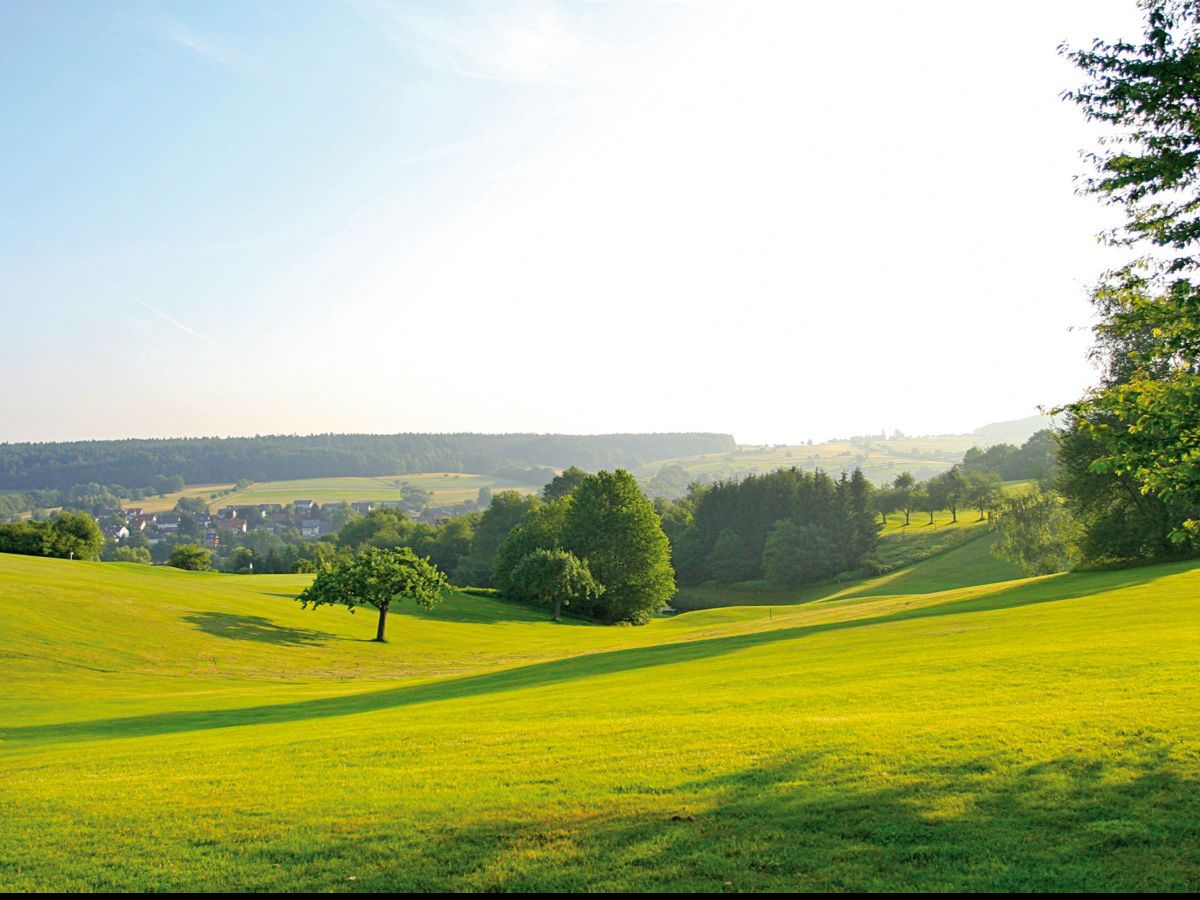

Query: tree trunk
left=553, top=598, right=562, bottom=622
left=904, top=509, right=911, bottom=526
left=928, top=511, right=934, bottom=525
left=374, top=604, right=389, bottom=642
left=950, top=507, right=957, bottom=523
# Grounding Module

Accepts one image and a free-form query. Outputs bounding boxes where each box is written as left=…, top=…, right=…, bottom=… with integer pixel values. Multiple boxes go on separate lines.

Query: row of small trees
left=874, top=468, right=1005, bottom=528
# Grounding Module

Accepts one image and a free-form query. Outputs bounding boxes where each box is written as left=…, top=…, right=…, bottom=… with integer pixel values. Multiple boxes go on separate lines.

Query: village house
left=104, top=524, right=130, bottom=542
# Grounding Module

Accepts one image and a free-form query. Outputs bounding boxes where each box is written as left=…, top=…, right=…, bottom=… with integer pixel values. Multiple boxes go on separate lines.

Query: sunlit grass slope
left=2, top=551, right=1198, bottom=891
left=673, top=513, right=1007, bottom=610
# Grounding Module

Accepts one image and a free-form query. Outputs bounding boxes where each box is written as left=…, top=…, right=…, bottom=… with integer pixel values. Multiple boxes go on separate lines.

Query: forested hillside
left=0, top=433, right=735, bottom=491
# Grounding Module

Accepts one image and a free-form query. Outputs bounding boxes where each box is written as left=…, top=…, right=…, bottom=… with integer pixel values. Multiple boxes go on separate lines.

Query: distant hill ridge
left=0, top=433, right=736, bottom=491
left=969, top=414, right=1060, bottom=446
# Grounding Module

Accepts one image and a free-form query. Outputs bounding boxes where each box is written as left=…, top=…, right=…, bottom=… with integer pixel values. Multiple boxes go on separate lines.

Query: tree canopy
left=297, top=547, right=448, bottom=642
left=561, top=470, right=675, bottom=624
left=508, top=548, right=601, bottom=621
left=1059, top=1, right=1200, bottom=555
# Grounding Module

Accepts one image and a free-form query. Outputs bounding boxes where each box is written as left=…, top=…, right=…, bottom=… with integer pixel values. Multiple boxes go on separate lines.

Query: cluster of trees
left=0, top=512, right=104, bottom=560
left=296, top=468, right=674, bottom=631
left=659, top=468, right=879, bottom=588
left=0, top=480, right=181, bottom=522
left=960, top=430, right=1058, bottom=484
left=492, top=469, right=675, bottom=624
left=192, top=467, right=669, bottom=624
left=1053, top=2, right=1200, bottom=565
left=0, top=433, right=733, bottom=491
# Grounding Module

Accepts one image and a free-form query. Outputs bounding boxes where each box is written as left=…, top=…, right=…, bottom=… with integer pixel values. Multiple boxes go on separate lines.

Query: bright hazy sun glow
left=0, top=1, right=1145, bottom=443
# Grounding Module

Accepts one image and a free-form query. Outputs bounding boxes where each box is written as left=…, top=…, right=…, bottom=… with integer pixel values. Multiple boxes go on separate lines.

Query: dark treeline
left=670, top=468, right=879, bottom=587
left=0, top=432, right=734, bottom=491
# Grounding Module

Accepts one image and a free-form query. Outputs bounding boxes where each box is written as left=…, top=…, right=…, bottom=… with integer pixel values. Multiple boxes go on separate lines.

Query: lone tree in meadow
left=509, top=548, right=602, bottom=621
left=297, top=547, right=448, bottom=642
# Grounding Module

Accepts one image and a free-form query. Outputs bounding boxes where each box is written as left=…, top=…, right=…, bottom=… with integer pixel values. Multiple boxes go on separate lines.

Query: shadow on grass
left=268, top=589, right=565, bottom=627
left=333, top=742, right=1196, bottom=891
left=181, top=613, right=339, bottom=647
left=3, top=561, right=1186, bottom=748
left=842, top=532, right=1023, bottom=599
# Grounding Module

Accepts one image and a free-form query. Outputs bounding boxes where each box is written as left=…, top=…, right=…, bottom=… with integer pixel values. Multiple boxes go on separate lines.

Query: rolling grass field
left=210, top=473, right=536, bottom=512
left=2, top=547, right=1198, bottom=890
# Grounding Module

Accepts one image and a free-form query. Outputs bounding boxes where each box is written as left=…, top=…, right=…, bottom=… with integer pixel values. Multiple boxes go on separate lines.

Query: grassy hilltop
left=1, top=547, right=1198, bottom=891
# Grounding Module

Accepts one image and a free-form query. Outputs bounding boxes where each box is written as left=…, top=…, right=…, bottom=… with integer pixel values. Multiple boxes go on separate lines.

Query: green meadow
left=2, top=547, right=1198, bottom=891
left=210, top=473, right=537, bottom=512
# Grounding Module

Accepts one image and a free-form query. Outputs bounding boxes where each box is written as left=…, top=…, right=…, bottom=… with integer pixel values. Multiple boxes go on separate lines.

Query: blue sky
left=1, top=1, right=1146, bottom=443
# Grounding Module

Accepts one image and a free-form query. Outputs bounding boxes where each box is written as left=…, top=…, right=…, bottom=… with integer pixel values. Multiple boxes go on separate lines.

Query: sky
left=0, top=0, right=1148, bottom=445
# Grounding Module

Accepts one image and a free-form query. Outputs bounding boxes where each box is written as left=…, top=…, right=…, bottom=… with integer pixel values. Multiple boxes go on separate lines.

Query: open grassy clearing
left=209, top=473, right=537, bottom=512
left=2, top=548, right=1198, bottom=890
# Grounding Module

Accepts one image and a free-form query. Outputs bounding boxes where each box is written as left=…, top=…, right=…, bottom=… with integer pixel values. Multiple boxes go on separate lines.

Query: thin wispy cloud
left=350, top=0, right=590, bottom=88
left=163, top=21, right=240, bottom=67
left=0, top=215, right=219, bottom=349
left=98, top=276, right=220, bottom=348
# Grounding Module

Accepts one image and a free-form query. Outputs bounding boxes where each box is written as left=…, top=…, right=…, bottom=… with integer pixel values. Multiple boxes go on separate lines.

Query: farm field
left=125, top=483, right=237, bottom=513
left=206, top=473, right=538, bottom=512
left=639, top=435, right=982, bottom=486
left=2, top=546, right=1198, bottom=891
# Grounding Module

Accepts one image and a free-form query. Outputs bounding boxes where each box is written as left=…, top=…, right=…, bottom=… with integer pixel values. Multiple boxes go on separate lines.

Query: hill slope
left=1, top=552, right=1198, bottom=890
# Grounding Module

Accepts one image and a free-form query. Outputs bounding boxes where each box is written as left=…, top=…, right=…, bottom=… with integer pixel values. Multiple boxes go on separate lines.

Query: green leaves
left=990, top=487, right=1078, bottom=577
left=1060, top=2, right=1200, bottom=555
left=508, top=549, right=602, bottom=619
left=297, top=547, right=448, bottom=615
left=560, top=470, right=676, bottom=625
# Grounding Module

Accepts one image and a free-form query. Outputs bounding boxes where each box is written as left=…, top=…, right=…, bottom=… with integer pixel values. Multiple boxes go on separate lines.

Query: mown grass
left=1, top=551, right=1198, bottom=890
